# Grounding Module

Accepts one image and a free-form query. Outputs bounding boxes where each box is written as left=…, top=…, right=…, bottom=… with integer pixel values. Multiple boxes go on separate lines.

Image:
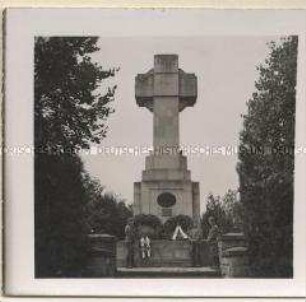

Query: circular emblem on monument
left=157, top=192, right=176, bottom=208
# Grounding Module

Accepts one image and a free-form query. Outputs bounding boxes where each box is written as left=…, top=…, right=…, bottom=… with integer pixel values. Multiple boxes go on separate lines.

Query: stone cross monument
left=134, top=54, right=200, bottom=222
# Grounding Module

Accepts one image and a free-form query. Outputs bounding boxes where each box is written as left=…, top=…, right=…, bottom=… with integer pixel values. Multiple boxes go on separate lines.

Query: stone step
left=116, top=266, right=221, bottom=278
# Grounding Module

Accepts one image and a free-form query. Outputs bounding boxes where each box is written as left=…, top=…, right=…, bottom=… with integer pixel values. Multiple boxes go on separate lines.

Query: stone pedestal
left=134, top=54, right=200, bottom=222
left=85, top=234, right=117, bottom=277
left=221, top=246, right=249, bottom=278
left=218, top=232, right=249, bottom=278
left=134, top=164, right=200, bottom=222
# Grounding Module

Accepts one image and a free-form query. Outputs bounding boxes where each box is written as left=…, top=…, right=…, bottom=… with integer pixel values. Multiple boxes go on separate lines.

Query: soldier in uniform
left=125, top=218, right=136, bottom=268
left=206, top=216, right=220, bottom=268
left=188, top=221, right=203, bottom=267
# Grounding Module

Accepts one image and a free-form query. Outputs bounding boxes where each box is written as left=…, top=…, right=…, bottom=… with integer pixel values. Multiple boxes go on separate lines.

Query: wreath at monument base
left=133, top=214, right=194, bottom=240
left=161, top=215, right=193, bottom=240
left=134, top=214, right=162, bottom=239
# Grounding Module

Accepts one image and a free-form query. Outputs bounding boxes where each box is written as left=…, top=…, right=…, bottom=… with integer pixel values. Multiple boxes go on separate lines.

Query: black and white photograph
left=4, top=8, right=306, bottom=297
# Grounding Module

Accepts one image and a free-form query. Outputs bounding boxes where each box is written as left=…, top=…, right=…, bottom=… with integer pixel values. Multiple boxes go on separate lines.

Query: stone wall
left=117, top=239, right=212, bottom=267
left=85, top=233, right=249, bottom=276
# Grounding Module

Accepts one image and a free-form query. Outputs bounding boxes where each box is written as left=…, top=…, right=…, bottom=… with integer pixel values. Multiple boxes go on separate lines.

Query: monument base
left=116, top=240, right=213, bottom=268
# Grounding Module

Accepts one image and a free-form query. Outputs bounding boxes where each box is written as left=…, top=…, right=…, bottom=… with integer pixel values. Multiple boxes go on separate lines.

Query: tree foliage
left=34, top=37, right=118, bottom=277
left=237, top=36, right=297, bottom=277
left=201, top=192, right=234, bottom=238
left=85, top=181, right=133, bottom=240
left=35, top=37, right=117, bottom=153
left=222, top=189, right=244, bottom=231
left=35, top=154, right=90, bottom=277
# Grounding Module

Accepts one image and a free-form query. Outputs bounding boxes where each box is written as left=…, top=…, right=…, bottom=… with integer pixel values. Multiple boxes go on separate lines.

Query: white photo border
left=4, top=8, right=306, bottom=297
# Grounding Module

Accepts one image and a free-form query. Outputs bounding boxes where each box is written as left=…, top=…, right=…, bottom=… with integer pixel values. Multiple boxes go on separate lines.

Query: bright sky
left=80, top=36, right=279, bottom=210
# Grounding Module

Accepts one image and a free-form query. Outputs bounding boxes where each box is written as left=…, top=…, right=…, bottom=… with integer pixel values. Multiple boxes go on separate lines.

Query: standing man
left=125, top=217, right=136, bottom=268
left=188, top=221, right=203, bottom=267
left=207, top=216, right=221, bottom=268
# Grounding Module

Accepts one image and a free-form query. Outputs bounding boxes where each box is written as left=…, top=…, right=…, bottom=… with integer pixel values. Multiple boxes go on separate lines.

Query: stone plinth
left=221, top=246, right=249, bottom=278
left=85, top=234, right=117, bottom=277
left=219, top=232, right=247, bottom=252
left=218, top=232, right=249, bottom=278
left=116, top=240, right=212, bottom=268
left=134, top=178, right=200, bottom=222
